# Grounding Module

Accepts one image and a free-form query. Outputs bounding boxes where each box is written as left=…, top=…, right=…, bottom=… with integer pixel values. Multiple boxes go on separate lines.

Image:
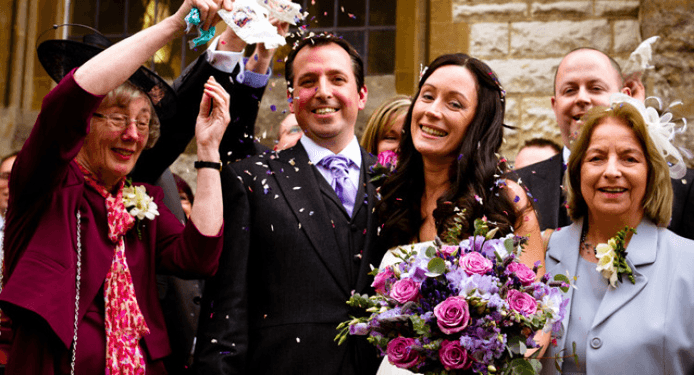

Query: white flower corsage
left=123, top=184, right=159, bottom=220
left=594, top=227, right=635, bottom=288
left=123, top=182, right=159, bottom=238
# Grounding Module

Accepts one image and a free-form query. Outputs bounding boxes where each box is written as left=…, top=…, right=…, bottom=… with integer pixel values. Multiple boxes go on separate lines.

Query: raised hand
left=174, top=0, right=233, bottom=31
left=196, top=76, right=231, bottom=160
left=246, top=17, right=289, bottom=73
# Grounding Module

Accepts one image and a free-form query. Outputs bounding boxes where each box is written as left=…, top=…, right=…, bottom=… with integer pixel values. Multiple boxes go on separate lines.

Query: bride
left=374, top=54, right=545, bottom=374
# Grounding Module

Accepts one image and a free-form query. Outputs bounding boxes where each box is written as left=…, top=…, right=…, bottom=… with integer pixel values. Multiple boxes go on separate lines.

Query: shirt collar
left=562, top=146, right=571, bottom=166
left=300, top=135, right=362, bottom=167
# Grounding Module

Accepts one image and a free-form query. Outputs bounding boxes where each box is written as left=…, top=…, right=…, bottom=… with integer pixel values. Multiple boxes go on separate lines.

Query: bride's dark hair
left=376, top=53, right=520, bottom=249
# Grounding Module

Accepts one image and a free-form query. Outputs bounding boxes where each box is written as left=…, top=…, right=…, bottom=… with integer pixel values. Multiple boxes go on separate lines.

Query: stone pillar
left=395, top=0, right=429, bottom=95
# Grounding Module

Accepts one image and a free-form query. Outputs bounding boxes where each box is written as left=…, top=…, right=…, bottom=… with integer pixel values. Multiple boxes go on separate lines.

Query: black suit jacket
left=193, top=142, right=384, bottom=374
left=131, top=54, right=268, bottom=374
left=514, top=154, right=694, bottom=239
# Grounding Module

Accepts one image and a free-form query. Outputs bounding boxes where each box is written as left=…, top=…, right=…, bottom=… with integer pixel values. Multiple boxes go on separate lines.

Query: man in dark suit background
left=130, top=21, right=287, bottom=374
left=192, top=34, right=383, bottom=374
left=514, top=48, right=694, bottom=239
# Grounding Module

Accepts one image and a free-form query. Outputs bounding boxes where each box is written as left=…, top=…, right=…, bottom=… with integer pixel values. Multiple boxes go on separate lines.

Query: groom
left=192, top=34, right=384, bottom=374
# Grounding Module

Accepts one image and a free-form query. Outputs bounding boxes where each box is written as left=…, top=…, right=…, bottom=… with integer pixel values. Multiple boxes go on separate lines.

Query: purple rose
left=377, top=150, right=398, bottom=167
left=440, top=245, right=458, bottom=257
left=507, top=262, right=536, bottom=286
left=459, top=252, right=493, bottom=275
left=372, top=267, right=393, bottom=295
left=439, top=339, right=472, bottom=370
left=507, top=289, right=538, bottom=316
left=434, top=296, right=470, bottom=334
left=387, top=337, right=420, bottom=369
left=390, top=278, right=420, bottom=303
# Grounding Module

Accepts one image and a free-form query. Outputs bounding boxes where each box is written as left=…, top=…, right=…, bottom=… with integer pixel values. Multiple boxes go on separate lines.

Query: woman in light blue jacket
left=542, top=95, right=694, bottom=375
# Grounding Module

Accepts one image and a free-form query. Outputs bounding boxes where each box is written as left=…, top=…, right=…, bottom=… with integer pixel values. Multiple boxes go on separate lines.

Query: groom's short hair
left=285, top=34, right=365, bottom=91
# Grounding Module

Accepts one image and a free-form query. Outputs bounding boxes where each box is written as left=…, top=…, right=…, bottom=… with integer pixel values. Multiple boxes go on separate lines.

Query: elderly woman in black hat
left=0, top=0, right=232, bottom=373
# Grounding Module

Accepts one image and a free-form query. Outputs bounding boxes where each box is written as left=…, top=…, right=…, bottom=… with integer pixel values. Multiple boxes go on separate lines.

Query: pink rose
left=440, top=245, right=458, bottom=257
left=506, top=289, right=538, bottom=316
left=507, top=262, right=536, bottom=286
left=434, top=296, right=470, bottom=335
left=459, top=252, right=493, bottom=275
left=387, top=337, right=420, bottom=369
left=390, top=278, right=420, bottom=303
left=371, top=267, right=394, bottom=295
left=377, top=150, right=398, bottom=167
left=439, top=339, right=472, bottom=370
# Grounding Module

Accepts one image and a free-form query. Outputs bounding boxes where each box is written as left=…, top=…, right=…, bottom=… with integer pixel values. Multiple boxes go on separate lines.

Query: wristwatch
left=194, top=161, right=223, bottom=172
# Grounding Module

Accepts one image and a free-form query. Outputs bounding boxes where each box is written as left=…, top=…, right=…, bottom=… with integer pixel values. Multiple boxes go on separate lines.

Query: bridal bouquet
left=337, top=218, right=569, bottom=374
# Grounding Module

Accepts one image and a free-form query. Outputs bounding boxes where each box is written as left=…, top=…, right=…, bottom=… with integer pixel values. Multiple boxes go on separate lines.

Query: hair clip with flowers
left=609, top=93, right=689, bottom=179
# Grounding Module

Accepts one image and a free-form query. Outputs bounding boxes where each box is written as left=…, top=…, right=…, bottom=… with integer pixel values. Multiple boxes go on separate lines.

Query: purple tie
left=318, top=155, right=357, bottom=216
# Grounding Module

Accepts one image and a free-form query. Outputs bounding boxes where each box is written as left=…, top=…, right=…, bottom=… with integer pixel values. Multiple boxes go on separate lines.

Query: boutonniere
left=595, top=226, right=636, bottom=288
left=123, top=180, right=159, bottom=238
left=368, top=150, right=398, bottom=185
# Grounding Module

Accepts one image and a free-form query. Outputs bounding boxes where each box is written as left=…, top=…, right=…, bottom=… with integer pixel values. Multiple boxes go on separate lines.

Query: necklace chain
left=71, top=210, right=82, bottom=375
left=0, top=213, right=82, bottom=374
left=580, top=223, right=597, bottom=256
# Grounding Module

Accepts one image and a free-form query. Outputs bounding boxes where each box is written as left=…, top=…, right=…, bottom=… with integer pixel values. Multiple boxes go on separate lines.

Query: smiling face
left=76, top=96, right=151, bottom=189
left=552, top=49, right=628, bottom=148
left=410, top=65, right=478, bottom=163
left=376, top=113, right=405, bottom=154
left=288, top=43, right=367, bottom=153
left=580, top=116, right=647, bottom=225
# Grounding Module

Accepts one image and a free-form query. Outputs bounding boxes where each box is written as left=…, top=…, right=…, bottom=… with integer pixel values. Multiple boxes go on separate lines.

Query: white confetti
left=293, top=186, right=301, bottom=190
left=296, top=337, right=301, bottom=343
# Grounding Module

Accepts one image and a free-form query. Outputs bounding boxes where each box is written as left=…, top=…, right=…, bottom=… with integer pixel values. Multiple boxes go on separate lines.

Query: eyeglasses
left=0, top=172, right=9, bottom=181
left=93, top=113, right=150, bottom=134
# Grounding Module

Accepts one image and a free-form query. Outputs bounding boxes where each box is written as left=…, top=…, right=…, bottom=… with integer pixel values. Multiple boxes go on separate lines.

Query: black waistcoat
left=312, top=166, right=369, bottom=288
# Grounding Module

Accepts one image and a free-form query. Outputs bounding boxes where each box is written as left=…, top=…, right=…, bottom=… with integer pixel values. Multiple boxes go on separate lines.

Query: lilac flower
left=542, top=287, right=569, bottom=332
left=349, top=323, right=369, bottom=335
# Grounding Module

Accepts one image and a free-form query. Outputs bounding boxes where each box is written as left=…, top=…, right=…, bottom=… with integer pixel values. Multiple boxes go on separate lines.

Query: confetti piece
left=271, top=105, right=277, bottom=111
left=513, top=195, right=520, bottom=203
left=296, top=337, right=301, bottom=343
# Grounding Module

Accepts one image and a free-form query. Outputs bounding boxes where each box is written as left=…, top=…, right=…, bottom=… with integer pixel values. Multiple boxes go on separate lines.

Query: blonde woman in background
left=360, top=95, right=411, bottom=155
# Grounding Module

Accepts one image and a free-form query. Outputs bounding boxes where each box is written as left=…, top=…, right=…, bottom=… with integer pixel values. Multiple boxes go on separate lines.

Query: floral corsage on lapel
left=368, top=150, right=399, bottom=185
left=595, top=226, right=636, bottom=288
left=123, top=179, right=159, bottom=239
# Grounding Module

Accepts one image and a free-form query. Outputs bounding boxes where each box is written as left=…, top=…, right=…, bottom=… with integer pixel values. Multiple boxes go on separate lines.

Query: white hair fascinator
left=609, top=93, right=689, bottom=179
left=622, top=36, right=659, bottom=79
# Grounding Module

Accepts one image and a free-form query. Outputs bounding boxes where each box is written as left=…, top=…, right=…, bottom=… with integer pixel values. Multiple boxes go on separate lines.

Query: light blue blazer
left=541, top=219, right=694, bottom=375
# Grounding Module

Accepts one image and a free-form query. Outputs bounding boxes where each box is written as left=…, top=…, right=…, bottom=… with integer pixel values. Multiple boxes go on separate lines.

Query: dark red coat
left=0, top=70, right=223, bottom=374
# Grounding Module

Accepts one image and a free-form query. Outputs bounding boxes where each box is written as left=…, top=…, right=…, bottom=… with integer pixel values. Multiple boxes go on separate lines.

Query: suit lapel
left=516, top=154, right=567, bottom=230
left=590, top=220, right=656, bottom=329
left=269, top=143, right=350, bottom=294
left=354, top=151, right=379, bottom=292
left=545, top=221, right=582, bottom=358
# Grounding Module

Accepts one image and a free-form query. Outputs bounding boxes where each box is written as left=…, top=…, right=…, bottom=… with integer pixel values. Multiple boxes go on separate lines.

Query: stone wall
left=453, top=0, right=642, bottom=160
left=447, top=0, right=694, bottom=164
